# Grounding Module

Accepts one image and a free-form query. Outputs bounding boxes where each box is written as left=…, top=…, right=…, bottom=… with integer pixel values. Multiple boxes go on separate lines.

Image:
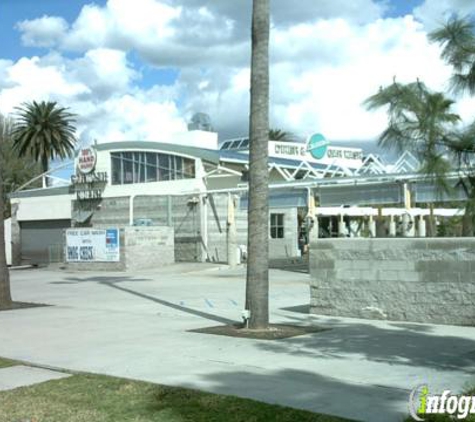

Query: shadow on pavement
left=181, top=368, right=409, bottom=422
left=58, top=276, right=237, bottom=326
left=257, top=313, right=475, bottom=373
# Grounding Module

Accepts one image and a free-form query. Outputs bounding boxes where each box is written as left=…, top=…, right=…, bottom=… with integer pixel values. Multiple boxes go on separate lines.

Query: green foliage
left=0, top=115, right=42, bottom=218
left=11, top=100, right=77, bottom=173
left=430, top=16, right=475, bottom=96
left=364, top=80, right=460, bottom=195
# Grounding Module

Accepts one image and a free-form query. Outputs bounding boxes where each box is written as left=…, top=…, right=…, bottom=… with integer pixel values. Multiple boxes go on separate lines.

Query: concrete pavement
left=0, top=263, right=474, bottom=421
left=0, top=366, right=70, bottom=391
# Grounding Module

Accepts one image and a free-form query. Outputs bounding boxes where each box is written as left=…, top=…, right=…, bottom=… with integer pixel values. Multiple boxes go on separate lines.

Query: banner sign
left=270, top=134, right=363, bottom=169
left=66, top=228, right=120, bottom=262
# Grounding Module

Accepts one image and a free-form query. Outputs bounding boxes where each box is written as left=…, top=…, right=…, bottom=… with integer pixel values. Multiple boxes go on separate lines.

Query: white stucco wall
left=4, top=218, right=11, bottom=266
left=13, top=195, right=73, bottom=221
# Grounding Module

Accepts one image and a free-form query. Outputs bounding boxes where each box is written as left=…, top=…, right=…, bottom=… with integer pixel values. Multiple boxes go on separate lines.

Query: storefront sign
left=77, top=147, right=97, bottom=174
left=71, top=147, right=107, bottom=201
left=66, top=228, right=120, bottom=262
left=270, top=134, right=363, bottom=169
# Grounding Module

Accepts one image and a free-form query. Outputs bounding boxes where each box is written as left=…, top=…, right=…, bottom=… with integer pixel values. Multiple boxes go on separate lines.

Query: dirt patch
left=189, top=323, right=328, bottom=340
left=0, top=302, right=49, bottom=312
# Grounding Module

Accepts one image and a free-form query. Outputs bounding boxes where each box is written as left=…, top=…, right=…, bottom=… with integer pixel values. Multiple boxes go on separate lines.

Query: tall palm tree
left=364, top=80, right=460, bottom=194
left=12, top=101, right=77, bottom=180
left=245, top=0, right=270, bottom=329
left=430, top=18, right=475, bottom=234
left=0, top=116, right=12, bottom=309
left=429, top=16, right=475, bottom=95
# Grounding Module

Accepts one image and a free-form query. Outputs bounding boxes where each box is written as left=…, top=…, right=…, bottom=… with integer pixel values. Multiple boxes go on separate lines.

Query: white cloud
left=0, top=56, right=89, bottom=114
left=7, top=0, right=475, bottom=145
left=0, top=50, right=187, bottom=146
left=16, top=15, right=68, bottom=48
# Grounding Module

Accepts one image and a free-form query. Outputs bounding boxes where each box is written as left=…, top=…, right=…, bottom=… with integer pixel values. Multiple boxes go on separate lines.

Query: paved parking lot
left=1, top=263, right=475, bottom=421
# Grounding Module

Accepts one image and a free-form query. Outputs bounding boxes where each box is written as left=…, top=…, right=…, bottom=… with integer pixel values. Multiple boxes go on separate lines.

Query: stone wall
left=310, top=238, right=475, bottom=326
left=123, top=226, right=174, bottom=270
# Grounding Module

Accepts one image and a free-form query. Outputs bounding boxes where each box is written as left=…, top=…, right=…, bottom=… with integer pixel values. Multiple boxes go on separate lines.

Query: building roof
left=95, top=141, right=221, bottom=165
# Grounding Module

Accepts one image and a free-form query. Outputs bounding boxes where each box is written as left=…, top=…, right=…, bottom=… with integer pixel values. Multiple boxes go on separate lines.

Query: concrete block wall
left=123, top=226, right=174, bottom=270
left=310, top=238, right=475, bottom=326
left=90, top=197, right=130, bottom=227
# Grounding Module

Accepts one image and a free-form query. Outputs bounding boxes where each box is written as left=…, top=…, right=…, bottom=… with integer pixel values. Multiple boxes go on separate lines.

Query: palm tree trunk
left=0, top=148, right=12, bottom=308
left=41, top=155, right=49, bottom=187
left=245, top=0, right=270, bottom=329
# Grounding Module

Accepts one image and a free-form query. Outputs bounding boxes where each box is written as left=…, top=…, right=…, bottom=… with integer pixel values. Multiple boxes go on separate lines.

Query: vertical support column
left=376, top=206, right=385, bottom=237
left=368, top=215, right=376, bottom=238
left=389, top=215, right=396, bottom=237
left=402, top=213, right=415, bottom=237
left=227, top=193, right=238, bottom=267
left=418, top=215, right=426, bottom=237
left=200, top=194, right=208, bottom=262
left=338, top=214, right=346, bottom=237
left=167, top=195, right=173, bottom=227
left=402, top=183, right=414, bottom=237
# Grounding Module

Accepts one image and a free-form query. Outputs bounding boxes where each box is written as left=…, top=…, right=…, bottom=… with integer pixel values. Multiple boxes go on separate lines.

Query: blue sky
left=0, top=0, right=474, bottom=150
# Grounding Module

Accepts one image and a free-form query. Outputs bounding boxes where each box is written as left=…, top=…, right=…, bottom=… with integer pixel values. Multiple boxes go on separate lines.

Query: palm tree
left=245, top=0, right=270, bottom=329
left=364, top=80, right=460, bottom=194
left=269, top=128, right=294, bottom=142
left=12, top=101, right=77, bottom=183
left=429, top=16, right=475, bottom=95
left=0, top=116, right=12, bottom=309
left=430, top=17, right=475, bottom=234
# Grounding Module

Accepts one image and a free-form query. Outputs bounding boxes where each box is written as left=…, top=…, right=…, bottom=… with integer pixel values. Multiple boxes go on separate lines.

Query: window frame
left=270, top=213, right=285, bottom=239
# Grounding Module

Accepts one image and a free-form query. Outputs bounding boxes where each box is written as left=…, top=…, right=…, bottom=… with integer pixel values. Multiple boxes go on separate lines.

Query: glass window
left=230, top=140, right=241, bottom=149
left=122, top=152, right=133, bottom=184
left=145, top=153, right=157, bottom=182
left=110, top=151, right=195, bottom=185
left=183, top=158, right=195, bottom=179
left=159, top=154, right=171, bottom=181
left=111, top=153, right=122, bottom=185
left=270, top=213, right=284, bottom=239
left=220, top=141, right=231, bottom=150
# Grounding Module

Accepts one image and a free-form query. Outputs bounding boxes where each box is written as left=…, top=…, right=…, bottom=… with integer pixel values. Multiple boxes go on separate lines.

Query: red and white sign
left=77, top=147, right=97, bottom=174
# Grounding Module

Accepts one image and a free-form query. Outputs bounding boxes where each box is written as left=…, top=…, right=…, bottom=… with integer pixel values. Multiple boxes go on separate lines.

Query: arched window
left=111, top=151, right=195, bottom=185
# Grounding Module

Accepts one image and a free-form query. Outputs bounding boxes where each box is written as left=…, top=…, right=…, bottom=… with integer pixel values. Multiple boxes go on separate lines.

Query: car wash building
left=7, top=128, right=369, bottom=267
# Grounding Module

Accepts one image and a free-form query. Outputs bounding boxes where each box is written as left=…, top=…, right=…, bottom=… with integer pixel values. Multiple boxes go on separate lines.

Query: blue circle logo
left=307, top=133, right=329, bottom=159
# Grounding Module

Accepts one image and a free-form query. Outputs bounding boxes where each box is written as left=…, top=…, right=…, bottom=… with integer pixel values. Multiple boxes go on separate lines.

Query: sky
left=1, top=0, right=475, bottom=148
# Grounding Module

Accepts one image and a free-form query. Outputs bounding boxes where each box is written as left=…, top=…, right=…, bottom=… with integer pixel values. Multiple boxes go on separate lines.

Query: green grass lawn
left=0, top=371, right=354, bottom=422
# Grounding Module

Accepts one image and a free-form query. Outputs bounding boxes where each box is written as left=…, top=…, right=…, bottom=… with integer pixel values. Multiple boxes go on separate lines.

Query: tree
left=430, top=16, right=475, bottom=234
left=11, top=101, right=77, bottom=181
left=245, top=0, right=270, bottom=329
left=364, top=80, right=460, bottom=195
left=0, top=116, right=41, bottom=218
left=269, top=128, right=295, bottom=142
left=0, top=116, right=12, bottom=308
left=429, top=16, right=475, bottom=95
